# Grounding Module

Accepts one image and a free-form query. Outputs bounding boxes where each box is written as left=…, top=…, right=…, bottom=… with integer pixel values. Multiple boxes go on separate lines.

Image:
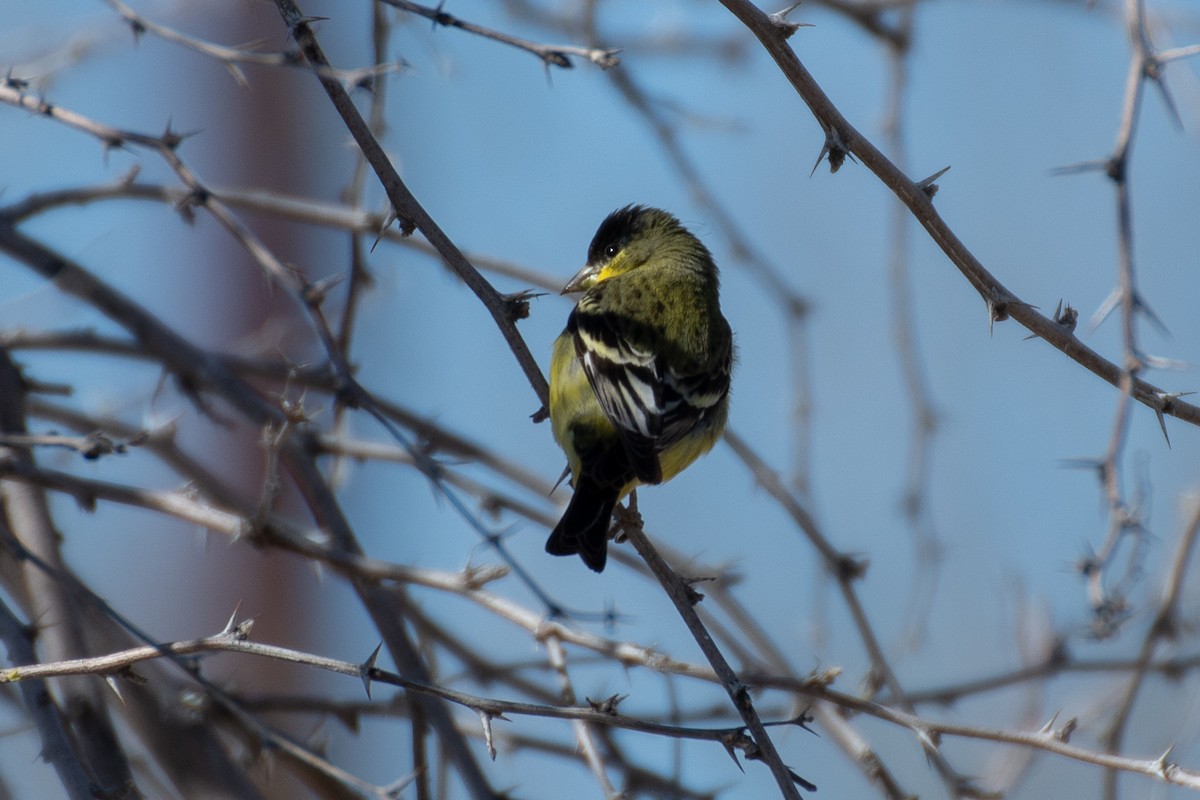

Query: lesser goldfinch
left=545, top=205, right=733, bottom=572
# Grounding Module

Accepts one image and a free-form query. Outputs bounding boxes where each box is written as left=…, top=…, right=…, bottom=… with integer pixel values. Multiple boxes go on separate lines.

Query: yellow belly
left=549, top=331, right=726, bottom=497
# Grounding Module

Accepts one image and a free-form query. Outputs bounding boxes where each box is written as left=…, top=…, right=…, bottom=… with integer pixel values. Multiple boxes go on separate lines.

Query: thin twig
left=380, top=0, right=619, bottom=69
left=621, top=520, right=808, bottom=800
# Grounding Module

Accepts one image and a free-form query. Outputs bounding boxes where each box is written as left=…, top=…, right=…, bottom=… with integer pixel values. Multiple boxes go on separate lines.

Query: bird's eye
left=604, top=244, right=619, bottom=259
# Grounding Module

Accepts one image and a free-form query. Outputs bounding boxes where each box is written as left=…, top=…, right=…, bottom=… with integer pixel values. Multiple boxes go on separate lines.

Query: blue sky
left=2, top=1, right=1200, bottom=797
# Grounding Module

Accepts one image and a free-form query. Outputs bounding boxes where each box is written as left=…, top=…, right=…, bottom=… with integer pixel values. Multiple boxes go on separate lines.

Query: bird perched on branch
left=545, top=205, right=733, bottom=572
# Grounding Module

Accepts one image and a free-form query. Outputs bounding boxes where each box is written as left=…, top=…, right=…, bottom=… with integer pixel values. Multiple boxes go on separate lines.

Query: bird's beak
left=561, top=263, right=599, bottom=295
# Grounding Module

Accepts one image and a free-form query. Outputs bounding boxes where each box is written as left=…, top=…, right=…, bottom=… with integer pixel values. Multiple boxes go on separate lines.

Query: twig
left=0, top=599, right=94, bottom=800
left=271, top=1, right=549, bottom=408
left=102, top=0, right=407, bottom=89
left=621, top=520, right=809, bottom=799
left=1100, top=494, right=1200, bottom=798
left=11, top=619, right=1200, bottom=792
left=0, top=349, right=139, bottom=796
left=879, top=6, right=944, bottom=655
left=380, top=0, right=619, bottom=69
left=544, top=634, right=619, bottom=796
left=0, top=178, right=564, bottom=291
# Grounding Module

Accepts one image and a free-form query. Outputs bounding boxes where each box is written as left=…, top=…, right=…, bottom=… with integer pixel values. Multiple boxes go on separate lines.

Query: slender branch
left=271, top=1, right=549, bottom=408
left=802, top=683, right=1200, bottom=790
left=0, top=599, right=95, bottom=800
left=621, top=518, right=808, bottom=799
left=0, top=178, right=563, bottom=291
left=0, top=349, right=140, bottom=798
left=380, top=0, right=619, bottom=69
left=1101, top=491, right=1200, bottom=798
left=102, top=0, right=407, bottom=89
left=879, top=8, right=944, bottom=655
left=544, top=634, right=619, bottom=797
left=10, top=622, right=1200, bottom=792
left=0, top=626, right=794, bottom=748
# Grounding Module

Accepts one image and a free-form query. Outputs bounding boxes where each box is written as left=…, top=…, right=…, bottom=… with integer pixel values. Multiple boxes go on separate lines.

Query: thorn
left=788, top=767, right=818, bottom=792
left=222, top=603, right=243, bottom=636
left=100, top=136, right=126, bottom=162
left=431, top=1, right=448, bottom=30
left=360, top=643, right=382, bottom=699
left=1146, top=61, right=1184, bottom=130
left=301, top=273, right=345, bottom=307
left=1158, top=44, right=1200, bottom=65
left=307, top=554, right=326, bottom=585
left=794, top=709, right=818, bottom=736
left=720, top=733, right=745, bottom=772
left=1152, top=391, right=1194, bottom=448
left=233, top=618, right=254, bottom=640
left=258, top=742, right=276, bottom=781
left=1154, top=403, right=1171, bottom=448
left=811, top=127, right=855, bottom=176
left=769, top=2, right=813, bottom=38
left=1075, top=550, right=1101, bottom=580
left=588, top=49, right=622, bottom=69
left=223, top=61, right=249, bottom=89
left=1158, top=390, right=1196, bottom=406
left=1055, top=299, right=1079, bottom=333
left=763, top=709, right=820, bottom=736
left=372, top=208, right=399, bottom=252
left=1088, top=286, right=1121, bottom=333
left=159, top=119, right=196, bottom=151
left=806, top=666, right=842, bottom=688
left=4, top=69, right=30, bottom=91
left=383, top=770, right=421, bottom=798
left=104, top=675, right=125, bottom=704
left=916, top=165, right=951, bottom=197
left=479, top=711, right=497, bottom=760
left=1104, top=154, right=1125, bottom=182
left=1133, top=291, right=1169, bottom=336
left=500, top=289, right=544, bottom=323
left=1024, top=299, right=1078, bottom=340
left=1043, top=712, right=1077, bottom=742
left=117, top=164, right=141, bottom=186
left=914, top=725, right=942, bottom=754
left=1059, top=456, right=1104, bottom=474
left=540, top=50, right=572, bottom=69
left=1050, top=158, right=1108, bottom=177
left=1153, top=745, right=1174, bottom=779
left=586, top=693, right=626, bottom=714
left=349, top=71, right=376, bottom=95
left=1141, top=354, right=1190, bottom=371
left=602, top=598, right=620, bottom=630
left=833, top=552, right=869, bottom=581
left=680, top=575, right=707, bottom=606
left=773, top=0, right=805, bottom=16
left=987, top=298, right=1008, bottom=336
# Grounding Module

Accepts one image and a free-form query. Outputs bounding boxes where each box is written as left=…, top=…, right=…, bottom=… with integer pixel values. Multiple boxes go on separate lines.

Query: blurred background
left=1, top=0, right=1199, bottom=797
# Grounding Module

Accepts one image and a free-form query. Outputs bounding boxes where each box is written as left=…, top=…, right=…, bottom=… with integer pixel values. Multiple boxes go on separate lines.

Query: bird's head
left=562, top=205, right=709, bottom=294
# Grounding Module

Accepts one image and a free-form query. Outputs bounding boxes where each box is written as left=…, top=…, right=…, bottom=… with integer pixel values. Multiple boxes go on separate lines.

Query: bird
left=545, top=205, right=733, bottom=572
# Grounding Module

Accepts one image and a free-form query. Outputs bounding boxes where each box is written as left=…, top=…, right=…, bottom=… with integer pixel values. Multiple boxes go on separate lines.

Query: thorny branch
left=7, top=620, right=1200, bottom=791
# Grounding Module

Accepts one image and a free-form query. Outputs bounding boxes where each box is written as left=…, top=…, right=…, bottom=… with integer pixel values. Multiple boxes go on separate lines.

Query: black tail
left=545, top=479, right=620, bottom=572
